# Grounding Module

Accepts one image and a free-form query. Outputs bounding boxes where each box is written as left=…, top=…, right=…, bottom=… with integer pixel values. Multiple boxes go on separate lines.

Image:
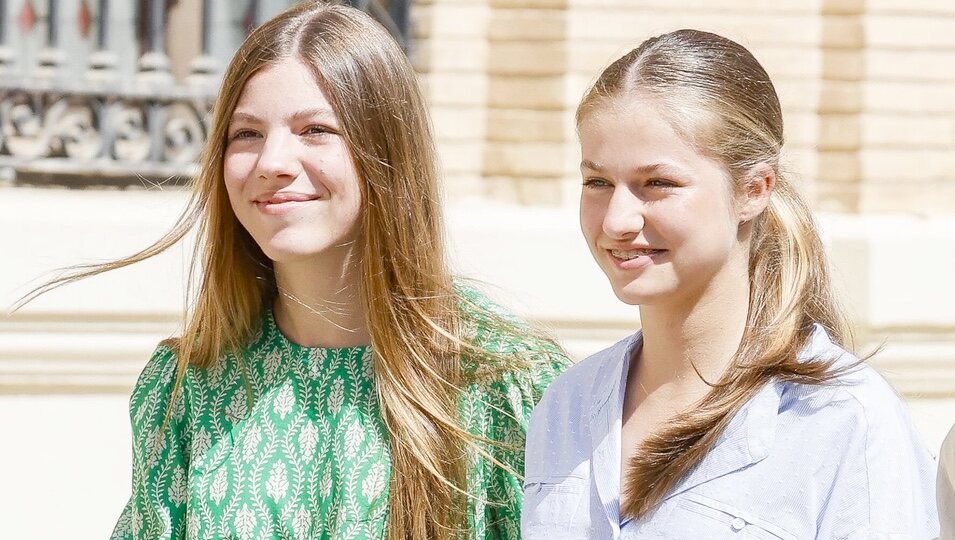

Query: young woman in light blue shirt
left=522, top=30, right=939, bottom=539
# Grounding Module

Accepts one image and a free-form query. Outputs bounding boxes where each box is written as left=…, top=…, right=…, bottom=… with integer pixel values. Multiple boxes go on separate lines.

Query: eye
left=646, top=178, right=675, bottom=188
left=301, top=125, right=336, bottom=137
left=228, top=128, right=259, bottom=142
left=582, top=177, right=611, bottom=189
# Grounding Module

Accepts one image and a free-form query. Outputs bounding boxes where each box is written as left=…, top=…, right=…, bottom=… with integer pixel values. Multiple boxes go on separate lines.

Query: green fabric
left=110, top=292, right=570, bottom=540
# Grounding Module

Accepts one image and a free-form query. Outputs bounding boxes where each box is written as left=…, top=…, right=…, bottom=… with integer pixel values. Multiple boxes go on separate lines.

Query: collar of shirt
left=586, top=324, right=842, bottom=529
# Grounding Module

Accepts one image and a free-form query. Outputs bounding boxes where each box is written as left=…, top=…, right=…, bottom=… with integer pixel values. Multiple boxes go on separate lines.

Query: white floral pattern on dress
left=266, top=462, right=289, bottom=502
left=110, top=288, right=571, bottom=539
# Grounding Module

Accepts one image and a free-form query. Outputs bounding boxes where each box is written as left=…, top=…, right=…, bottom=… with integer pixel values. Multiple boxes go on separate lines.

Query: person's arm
left=939, top=424, right=955, bottom=540
left=110, top=345, right=191, bottom=540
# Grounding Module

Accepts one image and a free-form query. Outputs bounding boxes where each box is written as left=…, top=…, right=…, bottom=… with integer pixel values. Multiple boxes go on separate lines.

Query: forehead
left=578, top=96, right=734, bottom=186
left=579, top=99, right=699, bottom=162
left=233, top=58, right=335, bottom=116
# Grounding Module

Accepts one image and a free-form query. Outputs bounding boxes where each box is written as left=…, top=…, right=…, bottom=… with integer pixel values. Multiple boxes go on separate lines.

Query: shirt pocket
left=522, top=475, right=589, bottom=528
left=667, top=493, right=799, bottom=540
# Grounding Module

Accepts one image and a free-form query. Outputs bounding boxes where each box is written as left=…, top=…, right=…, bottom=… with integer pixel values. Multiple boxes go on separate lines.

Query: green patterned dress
left=110, top=293, right=570, bottom=540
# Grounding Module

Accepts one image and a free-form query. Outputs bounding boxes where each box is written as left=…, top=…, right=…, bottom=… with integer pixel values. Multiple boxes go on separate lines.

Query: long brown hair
left=577, top=30, right=856, bottom=520
left=20, top=2, right=531, bottom=537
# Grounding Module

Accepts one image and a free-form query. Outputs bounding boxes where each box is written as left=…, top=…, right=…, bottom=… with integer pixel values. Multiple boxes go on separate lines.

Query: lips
left=254, top=191, right=321, bottom=215
left=255, top=192, right=320, bottom=204
left=610, top=248, right=666, bottom=261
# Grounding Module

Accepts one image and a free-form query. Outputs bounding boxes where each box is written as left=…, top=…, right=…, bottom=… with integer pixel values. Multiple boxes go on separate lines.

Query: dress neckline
left=264, top=306, right=371, bottom=355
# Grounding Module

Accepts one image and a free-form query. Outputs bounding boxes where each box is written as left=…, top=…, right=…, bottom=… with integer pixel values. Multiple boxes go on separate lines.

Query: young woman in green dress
left=26, top=2, right=570, bottom=539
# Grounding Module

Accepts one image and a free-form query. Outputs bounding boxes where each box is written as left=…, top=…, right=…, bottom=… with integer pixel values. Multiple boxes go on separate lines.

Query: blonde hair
left=577, top=29, right=856, bottom=520
left=23, top=2, right=536, bottom=537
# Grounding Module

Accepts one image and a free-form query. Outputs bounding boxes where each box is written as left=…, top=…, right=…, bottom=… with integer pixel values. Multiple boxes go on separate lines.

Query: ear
left=737, top=163, right=775, bottom=222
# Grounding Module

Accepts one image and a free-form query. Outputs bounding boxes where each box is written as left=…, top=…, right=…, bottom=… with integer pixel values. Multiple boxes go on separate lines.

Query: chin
left=257, top=242, right=323, bottom=264
left=610, top=281, right=671, bottom=306
left=613, top=290, right=649, bottom=306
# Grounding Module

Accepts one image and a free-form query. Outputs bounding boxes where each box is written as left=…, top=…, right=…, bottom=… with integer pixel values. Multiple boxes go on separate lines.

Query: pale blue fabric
left=522, top=325, right=939, bottom=539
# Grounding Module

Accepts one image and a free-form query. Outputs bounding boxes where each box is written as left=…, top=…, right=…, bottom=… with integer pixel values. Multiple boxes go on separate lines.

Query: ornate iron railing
left=0, top=0, right=410, bottom=187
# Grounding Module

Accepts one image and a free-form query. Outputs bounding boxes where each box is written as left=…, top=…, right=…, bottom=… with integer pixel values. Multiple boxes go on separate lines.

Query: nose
left=602, top=185, right=645, bottom=240
left=255, top=130, right=301, bottom=182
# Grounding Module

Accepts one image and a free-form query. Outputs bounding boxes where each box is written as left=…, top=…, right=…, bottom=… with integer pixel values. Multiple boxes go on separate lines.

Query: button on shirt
left=522, top=326, right=939, bottom=539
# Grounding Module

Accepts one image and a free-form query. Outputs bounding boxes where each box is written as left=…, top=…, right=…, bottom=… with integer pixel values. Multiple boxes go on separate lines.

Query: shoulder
left=779, top=344, right=923, bottom=462
left=777, top=335, right=937, bottom=533
left=531, top=332, right=635, bottom=421
left=455, top=283, right=547, bottom=354
left=784, top=349, right=914, bottom=444
left=779, top=327, right=912, bottom=433
left=455, top=283, right=573, bottom=384
left=131, top=342, right=181, bottom=410
left=127, top=342, right=193, bottom=443
left=453, top=286, right=574, bottom=436
left=523, top=334, right=634, bottom=480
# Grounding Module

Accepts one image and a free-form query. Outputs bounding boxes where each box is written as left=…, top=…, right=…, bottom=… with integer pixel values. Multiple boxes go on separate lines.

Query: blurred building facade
left=414, top=0, right=955, bottom=398
left=2, top=0, right=954, bottom=537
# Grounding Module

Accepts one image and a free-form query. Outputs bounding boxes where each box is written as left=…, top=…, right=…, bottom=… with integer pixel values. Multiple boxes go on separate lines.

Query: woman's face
left=578, top=98, right=749, bottom=308
left=223, top=57, right=362, bottom=266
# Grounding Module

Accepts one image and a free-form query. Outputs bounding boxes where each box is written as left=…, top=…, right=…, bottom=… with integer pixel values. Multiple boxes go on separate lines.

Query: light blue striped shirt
left=522, top=326, right=939, bottom=539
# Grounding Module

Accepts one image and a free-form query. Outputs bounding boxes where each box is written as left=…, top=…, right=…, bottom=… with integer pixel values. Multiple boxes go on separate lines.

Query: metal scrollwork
left=0, top=87, right=213, bottom=182
left=110, top=101, right=152, bottom=163
left=163, top=102, right=205, bottom=165
left=53, top=98, right=103, bottom=160
left=1, top=92, right=54, bottom=159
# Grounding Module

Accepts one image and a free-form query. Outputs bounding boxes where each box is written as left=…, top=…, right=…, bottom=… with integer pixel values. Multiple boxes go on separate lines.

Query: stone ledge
left=0, top=313, right=180, bottom=394
left=3, top=314, right=953, bottom=398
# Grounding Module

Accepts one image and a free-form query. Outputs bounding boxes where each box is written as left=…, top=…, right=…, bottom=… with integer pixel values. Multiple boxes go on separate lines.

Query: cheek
left=578, top=198, right=604, bottom=243
left=333, top=172, right=363, bottom=233
left=222, top=181, right=246, bottom=218
left=222, top=155, right=252, bottom=195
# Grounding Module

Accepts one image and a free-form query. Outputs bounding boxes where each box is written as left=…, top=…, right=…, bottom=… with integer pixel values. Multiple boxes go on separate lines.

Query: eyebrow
left=580, top=159, right=684, bottom=177
left=229, top=107, right=338, bottom=125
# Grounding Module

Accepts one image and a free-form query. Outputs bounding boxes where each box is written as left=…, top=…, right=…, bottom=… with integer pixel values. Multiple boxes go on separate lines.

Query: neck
left=272, top=254, right=370, bottom=349
left=633, top=262, right=751, bottom=403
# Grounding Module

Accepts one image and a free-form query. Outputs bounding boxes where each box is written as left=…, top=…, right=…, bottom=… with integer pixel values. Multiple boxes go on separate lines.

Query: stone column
left=482, top=0, right=570, bottom=205
left=413, top=0, right=491, bottom=200
left=857, top=0, right=955, bottom=214
left=816, top=0, right=865, bottom=212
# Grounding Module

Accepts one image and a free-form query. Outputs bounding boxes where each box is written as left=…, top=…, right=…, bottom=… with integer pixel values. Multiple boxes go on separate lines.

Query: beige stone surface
left=487, top=75, right=567, bottom=109
left=486, top=109, right=567, bottom=142
left=436, top=139, right=485, bottom=173
left=419, top=72, right=489, bottom=106
left=413, top=39, right=488, bottom=72
left=488, top=42, right=567, bottom=75
left=863, top=115, right=955, bottom=148
left=484, top=141, right=568, bottom=177
left=567, top=11, right=820, bottom=44
left=488, top=9, right=566, bottom=41
left=867, top=15, right=955, bottom=49
left=868, top=50, right=955, bottom=81
left=430, top=106, right=487, bottom=141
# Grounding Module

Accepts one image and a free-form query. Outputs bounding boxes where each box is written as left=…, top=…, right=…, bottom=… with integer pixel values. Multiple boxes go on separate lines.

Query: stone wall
left=416, top=0, right=955, bottom=216
left=411, top=0, right=955, bottom=397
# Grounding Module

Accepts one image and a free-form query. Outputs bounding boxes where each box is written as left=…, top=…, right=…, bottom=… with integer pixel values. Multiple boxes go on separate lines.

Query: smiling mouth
left=256, top=194, right=320, bottom=205
left=610, top=248, right=665, bottom=260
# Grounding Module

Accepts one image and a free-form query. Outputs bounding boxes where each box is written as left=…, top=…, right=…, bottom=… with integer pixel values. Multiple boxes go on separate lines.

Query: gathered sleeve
left=110, top=345, right=192, bottom=540
left=462, top=341, right=572, bottom=540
